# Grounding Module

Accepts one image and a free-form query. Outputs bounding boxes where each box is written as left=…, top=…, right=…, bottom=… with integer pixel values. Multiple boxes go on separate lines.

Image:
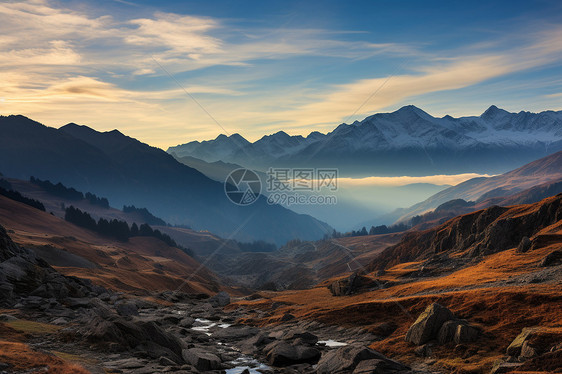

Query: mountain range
left=168, top=105, right=562, bottom=176
left=0, top=115, right=331, bottom=245
left=387, top=150, right=562, bottom=225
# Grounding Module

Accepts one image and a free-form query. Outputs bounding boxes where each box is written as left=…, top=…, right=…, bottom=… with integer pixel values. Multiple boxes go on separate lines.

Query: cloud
left=338, top=173, right=494, bottom=187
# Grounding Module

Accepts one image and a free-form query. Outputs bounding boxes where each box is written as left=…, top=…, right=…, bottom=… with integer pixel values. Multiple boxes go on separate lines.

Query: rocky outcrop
left=328, top=272, right=377, bottom=296
left=369, top=194, right=562, bottom=270
left=405, top=303, right=453, bottom=345
left=539, top=250, right=562, bottom=267
left=406, top=303, right=480, bottom=346
left=0, top=224, right=105, bottom=306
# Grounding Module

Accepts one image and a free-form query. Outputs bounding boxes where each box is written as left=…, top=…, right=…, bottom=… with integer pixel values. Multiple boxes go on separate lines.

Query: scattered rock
left=283, top=331, right=318, bottom=346
left=405, top=303, right=453, bottom=345
left=328, top=272, right=375, bottom=296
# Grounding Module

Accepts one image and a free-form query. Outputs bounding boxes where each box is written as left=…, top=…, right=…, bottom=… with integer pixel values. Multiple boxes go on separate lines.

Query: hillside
left=391, top=150, right=562, bottom=224
left=0, top=194, right=221, bottom=294
left=0, top=115, right=332, bottom=245
left=230, top=194, right=562, bottom=373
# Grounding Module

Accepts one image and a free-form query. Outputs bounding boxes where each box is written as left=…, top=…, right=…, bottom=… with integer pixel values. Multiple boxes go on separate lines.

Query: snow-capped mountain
left=168, top=105, right=562, bottom=176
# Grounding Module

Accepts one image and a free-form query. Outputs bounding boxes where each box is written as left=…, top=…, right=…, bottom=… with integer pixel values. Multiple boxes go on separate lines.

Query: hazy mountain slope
left=0, top=115, right=331, bottom=245
left=391, top=150, right=562, bottom=223
left=0, top=194, right=220, bottom=294
left=169, top=105, right=562, bottom=176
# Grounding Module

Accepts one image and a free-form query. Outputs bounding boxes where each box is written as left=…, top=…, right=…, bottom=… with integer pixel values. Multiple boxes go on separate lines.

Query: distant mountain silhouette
left=169, top=105, right=562, bottom=176
left=0, top=115, right=331, bottom=245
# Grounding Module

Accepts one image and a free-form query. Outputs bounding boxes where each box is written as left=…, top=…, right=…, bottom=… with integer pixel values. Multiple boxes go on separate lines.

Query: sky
left=1, top=0, right=562, bottom=149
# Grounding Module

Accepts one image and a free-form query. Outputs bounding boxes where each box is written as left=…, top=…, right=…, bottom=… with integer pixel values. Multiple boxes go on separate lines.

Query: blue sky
left=1, top=0, right=561, bottom=147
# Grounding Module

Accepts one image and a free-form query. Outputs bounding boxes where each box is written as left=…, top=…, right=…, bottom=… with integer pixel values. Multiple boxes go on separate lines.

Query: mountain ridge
left=168, top=105, right=562, bottom=176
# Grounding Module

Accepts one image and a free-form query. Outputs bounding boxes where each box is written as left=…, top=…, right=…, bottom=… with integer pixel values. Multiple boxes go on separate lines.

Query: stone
left=519, top=341, right=538, bottom=359
left=328, top=272, right=374, bottom=296
left=0, top=314, right=17, bottom=322
left=178, top=317, right=195, bottom=328
left=264, top=341, right=321, bottom=367
left=181, top=348, right=221, bottom=371
left=516, top=236, right=531, bottom=253
left=437, top=320, right=459, bottom=344
left=506, top=328, right=536, bottom=357
left=213, top=326, right=258, bottom=341
left=209, top=291, right=230, bottom=307
left=115, top=300, right=139, bottom=317
left=454, top=323, right=480, bottom=344
left=539, top=250, right=562, bottom=267
left=316, top=345, right=408, bottom=374
left=405, top=303, right=454, bottom=345
left=283, top=331, right=318, bottom=345
left=280, top=313, right=295, bottom=321
left=352, top=358, right=408, bottom=374
left=414, top=344, right=432, bottom=357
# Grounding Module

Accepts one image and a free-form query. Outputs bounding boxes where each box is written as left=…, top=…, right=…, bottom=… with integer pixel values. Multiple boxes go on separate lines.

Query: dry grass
left=0, top=341, right=90, bottom=373
left=5, top=319, right=61, bottom=334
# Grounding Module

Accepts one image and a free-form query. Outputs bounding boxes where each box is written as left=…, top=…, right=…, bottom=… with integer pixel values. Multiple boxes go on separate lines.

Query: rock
left=316, top=345, right=408, bottom=374
left=455, top=323, right=480, bottom=344
left=51, top=317, right=69, bottom=325
left=506, top=328, right=536, bottom=357
left=264, top=341, right=321, bottom=367
left=283, top=331, right=318, bottom=345
left=280, top=313, right=295, bottom=322
left=490, top=361, right=523, bottom=374
left=437, top=320, right=459, bottom=344
left=352, top=358, right=408, bottom=374
left=179, top=317, right=195, bottom=328
left=414, top=344, right=432, bottom=357
left=405, top=303, right=454, bottom=345
left=209, top=291, right=230, bottom=307
left=370, top=321, right=397, bottom=338
left=539, top=250, right=562, bottom=267
left=516, top=236, right=531, bottom=253
left=212, top=326, right=259, bottom=341
left=0, top=283, right=13, bottom=302
left=328, top=272, right=375, bottom=296
left=181, top=348, right=221, bottom=371
left=237, top=333, right=275, bottom=355
left=519, top=340, right=538, bottom=359
left=0, top=314, right=17, bottom=322
left=115, top=300, right=139, bottom=316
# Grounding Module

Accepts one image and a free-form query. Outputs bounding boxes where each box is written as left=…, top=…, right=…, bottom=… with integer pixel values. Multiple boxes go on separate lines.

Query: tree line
left=64, top=205, right=180, bottom=248
left=30, top=177, right=109, bottom=208
left=328, top=222, right=410, bottom=238
left=0, top=178, right=45, bottom=211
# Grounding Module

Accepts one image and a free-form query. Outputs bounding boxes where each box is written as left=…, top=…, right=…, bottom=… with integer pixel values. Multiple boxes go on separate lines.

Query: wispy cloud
left=338, top=173, right=494, bottom=187
left=0, top=0, right=561, bottom=147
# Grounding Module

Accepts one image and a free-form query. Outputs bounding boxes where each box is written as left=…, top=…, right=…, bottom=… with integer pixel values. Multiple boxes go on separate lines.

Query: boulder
left=455, top=323, right=480, bottom=344
left=283, top=331, right=318, bottom=345
left=264, top=341, right=320, bottom=366
left=516, top=236, right=531, bottom=253
left=182, top=348, right=221, bottom=371
left=115, top=300, right=139, bottom=317
left=328, top=272, right=375, bottom=296
left=539, top=250, right=562, bottom=267
left=506, top=328, right=536, bottom=357
left=352, top=358, right=408, bottom=373
left=209, top=291, right=230, bottom=307
left=212, top=326, right=258, bottom=341
left=405, top=303, right=453, bottom=345
left=316, top=345, right=408, bottom=374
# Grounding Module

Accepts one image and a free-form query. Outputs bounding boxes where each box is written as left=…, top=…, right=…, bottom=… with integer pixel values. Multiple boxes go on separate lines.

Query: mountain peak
left=481, top=105, right=509, bottom=119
